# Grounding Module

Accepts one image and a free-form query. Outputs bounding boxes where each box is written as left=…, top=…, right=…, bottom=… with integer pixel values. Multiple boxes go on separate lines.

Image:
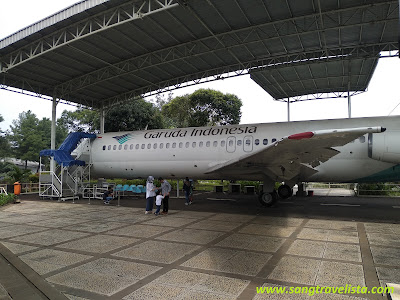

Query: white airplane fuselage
left=80, top=116, right=400, bottom=183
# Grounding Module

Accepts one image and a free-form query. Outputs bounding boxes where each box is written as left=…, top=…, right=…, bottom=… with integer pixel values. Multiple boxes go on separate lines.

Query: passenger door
left=226, top=136, right=236, bottom=153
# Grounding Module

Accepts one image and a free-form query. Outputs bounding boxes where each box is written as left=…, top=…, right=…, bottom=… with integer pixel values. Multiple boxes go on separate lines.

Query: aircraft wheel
left=278, top=184, right=293, bottom=199
left=258, top=191, right=278, bottom=207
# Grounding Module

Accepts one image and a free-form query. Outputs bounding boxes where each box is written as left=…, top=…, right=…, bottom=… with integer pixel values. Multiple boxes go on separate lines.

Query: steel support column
left=348, top=90, right=352, bottom=118
left=99, top=105, right=105, bottom=134
left=50, top=96, right=57, bottom=172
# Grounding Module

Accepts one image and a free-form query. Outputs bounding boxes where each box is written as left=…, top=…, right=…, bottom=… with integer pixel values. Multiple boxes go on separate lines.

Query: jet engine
left=368, top=132, right=400, bottom=164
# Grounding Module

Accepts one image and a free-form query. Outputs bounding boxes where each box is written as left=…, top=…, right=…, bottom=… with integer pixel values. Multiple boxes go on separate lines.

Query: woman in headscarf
left=145, top=176, right=157, bottom=214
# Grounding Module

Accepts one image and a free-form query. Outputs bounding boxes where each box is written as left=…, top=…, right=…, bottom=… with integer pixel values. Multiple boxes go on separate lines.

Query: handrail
left=0, top=187, right=7, bottom=195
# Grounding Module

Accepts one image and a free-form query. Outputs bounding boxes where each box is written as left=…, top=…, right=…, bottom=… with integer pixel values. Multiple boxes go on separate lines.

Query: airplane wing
left=205, top=126, right=386, bottom=182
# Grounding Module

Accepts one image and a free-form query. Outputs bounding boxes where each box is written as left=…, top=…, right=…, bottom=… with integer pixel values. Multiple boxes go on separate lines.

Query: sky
left=0, top=0, right=399, bottom=132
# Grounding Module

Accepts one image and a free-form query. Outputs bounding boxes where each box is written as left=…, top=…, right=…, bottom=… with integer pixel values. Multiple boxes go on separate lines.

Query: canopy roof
left=0, top=0, right=398, bottom=108
left=250, top=57, right=379, bottom=100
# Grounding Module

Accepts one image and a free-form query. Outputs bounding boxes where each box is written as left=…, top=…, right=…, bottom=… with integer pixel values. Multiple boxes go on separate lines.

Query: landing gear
left=258, top=191, right=278, bottom=207
left=278, top=184, right=293, bottom=199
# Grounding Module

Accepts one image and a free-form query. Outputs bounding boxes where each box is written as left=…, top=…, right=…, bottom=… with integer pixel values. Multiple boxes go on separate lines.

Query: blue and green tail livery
left=112, top=133, right=134, bottom=144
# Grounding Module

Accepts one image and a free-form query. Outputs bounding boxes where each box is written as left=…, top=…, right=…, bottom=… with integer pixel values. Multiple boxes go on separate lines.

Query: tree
left=6, top=165, right=31, bottom=183
left=105, top=98, right=165, bottom=132
left=9, top=111, right=68, bottom=167
left=189, top=89, right=242, bottom=126
left=161, top=89, right=242, bottom=128
left=59, top=108, right=99, bottom=133
left=0, top=115, right=11, bottom=158
left=161, top=95, right=191, bottom=128
left=59, top=98, right=166, bottom=133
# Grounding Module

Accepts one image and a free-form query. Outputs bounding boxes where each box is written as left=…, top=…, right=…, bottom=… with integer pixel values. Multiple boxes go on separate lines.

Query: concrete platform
left=0, top=193, right=399, bottom=300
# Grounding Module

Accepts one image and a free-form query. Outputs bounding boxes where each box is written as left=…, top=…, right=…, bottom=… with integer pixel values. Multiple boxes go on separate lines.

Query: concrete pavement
left=0, top=193, right=399, bottom=299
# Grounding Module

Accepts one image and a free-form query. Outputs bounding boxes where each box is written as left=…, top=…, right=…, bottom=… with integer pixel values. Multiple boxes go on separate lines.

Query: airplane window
left=359, top=136, right=366, bottom=143
left=136, top=144, right=139, bottom=149
left=172, top=142, right=176, bottom=148
left=272, top=138, right=276, bottom=143
left=213, top=141, right=218, bottom=147
left=153, top=143, right=157, bottom=149
left=160, top=143, right=164, bottom=149
left=130, top=144, right=134, bottom=150
left=206, top=141, right=210, bottom=147
left=199, top=141, right=203, bottom=147
left=185, top=142, right=189, bottom=148
left=103, top=146, right=106, bottom=151
left=179, top=142, right=183, bottom=148
left=192, top=142, right=196, bottom=148
left=221, top=140, right=226, bottom=147
left=166, top=143, right=170, bottom=149
left=245, top=139, right=251, bottom=145
left=118, top=145, right=122, bottom=150
left=124, top=144, right=128, bottom=150
left=141, top=144, right=145, bottom=149
left=255, top=139, right=260, bottom=145
left=229, top=140, right=233, bottom=146
left=108, top=145, right=111, bottom=150
left=237, top=140, right=242, bottom=146
left=147, top=143, right=151, bottom=149
left=113, top=145, right=117, bottom=150
left=263, top=139, right=268, bottom=145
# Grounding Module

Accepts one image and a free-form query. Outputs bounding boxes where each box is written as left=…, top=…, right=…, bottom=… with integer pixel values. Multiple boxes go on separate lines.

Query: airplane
left=49, top=115, right=400, bottom=206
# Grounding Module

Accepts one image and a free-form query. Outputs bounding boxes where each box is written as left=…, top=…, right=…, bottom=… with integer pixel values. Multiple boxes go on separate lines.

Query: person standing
left=145, top=176, right=157, bottom=214
left=158, top=177, right=172, bottom=214
left=183, top=177, right=191, bottom=205
left=154, top=190, right=164, bottom=216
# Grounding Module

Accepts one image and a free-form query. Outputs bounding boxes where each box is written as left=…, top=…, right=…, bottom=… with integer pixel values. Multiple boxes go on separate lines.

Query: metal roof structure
left=0, top=0, right=399, bottom=109
left=250, top=56, right=379, bottom=101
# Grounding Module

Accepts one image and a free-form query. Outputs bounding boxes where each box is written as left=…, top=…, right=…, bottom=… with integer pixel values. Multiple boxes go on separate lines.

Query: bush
left=0, top=193, right=16, bottom=206
left=358, top=183, right=400, bottom=196
left=28, top=173, right=39, bottom=183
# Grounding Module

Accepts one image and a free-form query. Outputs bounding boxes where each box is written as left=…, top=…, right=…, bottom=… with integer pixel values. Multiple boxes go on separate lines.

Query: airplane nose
left=381, top=127, right=387, bottom=132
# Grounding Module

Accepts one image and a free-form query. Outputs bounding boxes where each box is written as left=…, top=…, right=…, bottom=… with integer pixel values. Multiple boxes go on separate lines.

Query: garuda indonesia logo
left=112, top=133, right=134, bottom=144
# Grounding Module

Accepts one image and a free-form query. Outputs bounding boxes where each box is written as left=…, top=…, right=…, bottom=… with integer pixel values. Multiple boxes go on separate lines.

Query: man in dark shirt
left=103, top=187, right=113, bottom=204
left=158, top=177, right=172, bottom=214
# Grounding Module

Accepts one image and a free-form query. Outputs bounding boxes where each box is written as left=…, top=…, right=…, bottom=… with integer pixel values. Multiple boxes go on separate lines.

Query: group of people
left=102, top=176, right=193, bottom=215
left=145, top=176, right=172, bottom=215
left=145, top=176, right=193, bottom=215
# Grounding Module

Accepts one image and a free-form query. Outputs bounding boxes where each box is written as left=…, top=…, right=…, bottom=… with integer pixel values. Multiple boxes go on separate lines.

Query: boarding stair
left=39, top=132, right=96, bottom=200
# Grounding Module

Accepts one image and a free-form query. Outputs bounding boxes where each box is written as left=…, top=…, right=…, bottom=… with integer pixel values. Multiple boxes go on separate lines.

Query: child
left=154, top=190, right=164, bottom=216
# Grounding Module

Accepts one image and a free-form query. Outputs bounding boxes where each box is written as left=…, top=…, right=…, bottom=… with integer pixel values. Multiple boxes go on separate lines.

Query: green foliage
left=28, top=173, right=39, bottom=183
left=6, top=165, right=32, bottom=183
left=161, top=95, right=191, bottom=128
left=9, top=111, right=68, bottom=164
left=161, top=89, right=243, bottom=128
left=105, top=99, right=165, bottom=132
left=59, top=108, right=99, bottom=133
left=0, top=114, right=11, bottom=158
left=0, top=162, right=13, bottom=183
left=358, top=183, right=400, bottom=196
left=189, top=89, right=242, bottom=126
left=0, top=193, right=16, bottom=206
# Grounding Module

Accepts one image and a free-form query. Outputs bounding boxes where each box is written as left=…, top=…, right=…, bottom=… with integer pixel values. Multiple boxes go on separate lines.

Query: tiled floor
left=0, top=200, right=399, bottom=299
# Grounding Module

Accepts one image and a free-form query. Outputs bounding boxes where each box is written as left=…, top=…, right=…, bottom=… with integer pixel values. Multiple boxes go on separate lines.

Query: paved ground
left=0, top=191, right=399, bottom=300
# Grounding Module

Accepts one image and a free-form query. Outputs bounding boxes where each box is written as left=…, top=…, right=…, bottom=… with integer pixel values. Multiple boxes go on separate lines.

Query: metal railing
left=306, top=183, right=353, bottom=189
left=0, top=183, right=39, bottom=195
left=0, top=186, right=7, bottom=195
